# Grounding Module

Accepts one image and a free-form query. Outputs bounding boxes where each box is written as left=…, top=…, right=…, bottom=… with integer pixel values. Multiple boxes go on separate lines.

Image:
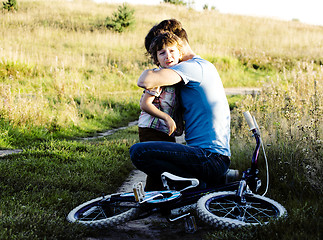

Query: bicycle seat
left=161, top=172, right=199, bottom=192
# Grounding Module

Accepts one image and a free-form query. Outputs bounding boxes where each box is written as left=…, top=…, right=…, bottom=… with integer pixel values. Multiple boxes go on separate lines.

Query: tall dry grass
left=1, top=0, right=322, bottom=138
left=231, top=61, right=322, bottom=193
left=2, top=1, right=323, bottom=67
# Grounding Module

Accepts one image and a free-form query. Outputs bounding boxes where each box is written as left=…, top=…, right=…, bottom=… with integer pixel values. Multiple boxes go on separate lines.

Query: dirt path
left=0, top=149, right=22, bottom=157
left=224, top=87, right=260, bottom=96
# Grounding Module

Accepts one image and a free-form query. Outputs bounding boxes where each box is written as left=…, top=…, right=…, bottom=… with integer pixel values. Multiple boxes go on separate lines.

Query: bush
left=2, top=0, right=17, bottom=11
left=105, top=3, right=135, bottom=33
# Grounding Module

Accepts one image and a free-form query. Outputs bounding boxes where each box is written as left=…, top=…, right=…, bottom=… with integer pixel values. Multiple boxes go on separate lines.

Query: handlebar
left=242, top=111, right=269, bottom=195
left=243, top=111, right=256, bottom=131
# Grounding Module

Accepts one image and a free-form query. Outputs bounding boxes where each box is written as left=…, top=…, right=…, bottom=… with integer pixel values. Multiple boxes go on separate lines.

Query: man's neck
left=182, top=44, right=196, bottom=61
left=182, top=53, right=195, bottom=61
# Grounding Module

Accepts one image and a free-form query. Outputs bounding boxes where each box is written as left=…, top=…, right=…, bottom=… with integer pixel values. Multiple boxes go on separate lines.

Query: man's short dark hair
left=144, top=19, right=189, bottom=53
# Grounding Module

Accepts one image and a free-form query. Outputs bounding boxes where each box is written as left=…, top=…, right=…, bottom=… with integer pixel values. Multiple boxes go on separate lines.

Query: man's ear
left=179, top=53, right=183, bottom=62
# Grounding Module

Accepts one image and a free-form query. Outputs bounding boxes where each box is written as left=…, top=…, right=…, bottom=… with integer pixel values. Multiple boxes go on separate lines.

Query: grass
left=0, top=126, right=138, bottom=240
left=223, top=62, right=322, bottom=240
left=0, top=0, right=322, bottom=239
left=1, top=0, right=323, bottom=143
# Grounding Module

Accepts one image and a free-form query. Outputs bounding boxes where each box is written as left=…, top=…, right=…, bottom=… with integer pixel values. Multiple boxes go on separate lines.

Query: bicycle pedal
left=225, top=169, right=239, bottom=183
left=133, top=182, right=145, bottom=203
left=184, top=215, right=197, bottom=233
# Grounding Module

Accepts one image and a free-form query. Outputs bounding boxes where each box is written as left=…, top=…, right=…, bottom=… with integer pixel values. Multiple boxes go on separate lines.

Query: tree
left=163, top=0, right=187, bottom=6
left=105, top=4, right=135, bottom=33
left=2, top=0, right=18, bottom=11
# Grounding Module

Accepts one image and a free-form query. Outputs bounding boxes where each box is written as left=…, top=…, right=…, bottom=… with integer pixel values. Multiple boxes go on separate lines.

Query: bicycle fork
left=236, top=179, right=248, bottom=204
left=236, top=166, right=262, bottom=202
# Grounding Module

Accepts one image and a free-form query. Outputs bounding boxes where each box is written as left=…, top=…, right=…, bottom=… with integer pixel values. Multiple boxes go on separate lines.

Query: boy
left=138, top=32, right=184, bottom=143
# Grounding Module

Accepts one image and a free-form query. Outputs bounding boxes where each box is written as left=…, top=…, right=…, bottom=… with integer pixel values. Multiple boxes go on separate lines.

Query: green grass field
left=0, top=0, right=322, bottom=239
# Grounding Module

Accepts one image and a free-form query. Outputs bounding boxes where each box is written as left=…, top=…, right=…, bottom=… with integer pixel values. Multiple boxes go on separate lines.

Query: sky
left=93, top=0, right=323, bottom=26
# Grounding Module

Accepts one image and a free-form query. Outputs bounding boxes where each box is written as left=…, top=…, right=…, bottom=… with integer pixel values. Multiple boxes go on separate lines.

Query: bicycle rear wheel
left=67, top=193, right=140, bottom=228
left=197, top=191, right=286, bottom=229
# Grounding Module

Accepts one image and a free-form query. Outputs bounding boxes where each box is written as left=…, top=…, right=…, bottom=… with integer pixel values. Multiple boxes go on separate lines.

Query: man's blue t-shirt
left=171, top=56, right=231, bottom=156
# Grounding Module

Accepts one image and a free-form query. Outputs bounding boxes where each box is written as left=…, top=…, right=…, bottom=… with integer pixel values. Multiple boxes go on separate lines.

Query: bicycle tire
left=67, top=193, right=140, bottom=228
left=197, top=191, right=287, bottom=229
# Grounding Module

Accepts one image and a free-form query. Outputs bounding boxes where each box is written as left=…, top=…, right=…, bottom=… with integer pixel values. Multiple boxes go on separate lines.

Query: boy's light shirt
left=138, top=86, right=177, bottom=135
left=145, top=87, right=161, bottom=97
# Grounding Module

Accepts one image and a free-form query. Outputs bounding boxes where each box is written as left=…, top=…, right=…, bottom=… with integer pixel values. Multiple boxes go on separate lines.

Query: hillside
left=1, top=0, right=322, bottom=139
left=0, top=1, right=322, bottom=240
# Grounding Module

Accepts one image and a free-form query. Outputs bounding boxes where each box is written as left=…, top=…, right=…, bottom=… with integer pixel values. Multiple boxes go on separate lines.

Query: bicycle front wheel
left=197, top=191, right=286, bottom=229
left=67, top=193, right=140, bottom=228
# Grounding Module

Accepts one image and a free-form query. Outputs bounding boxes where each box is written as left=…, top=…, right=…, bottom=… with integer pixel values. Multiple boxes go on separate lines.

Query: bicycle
left=67, top=111, right=287, bottom=232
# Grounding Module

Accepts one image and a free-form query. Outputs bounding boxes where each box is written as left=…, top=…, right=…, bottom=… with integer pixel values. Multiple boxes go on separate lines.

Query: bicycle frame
left=235, top=128, right=262, bottom=204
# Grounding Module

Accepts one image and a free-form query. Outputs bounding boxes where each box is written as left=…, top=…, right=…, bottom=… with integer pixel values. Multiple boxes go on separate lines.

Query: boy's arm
left=140, top=92, right=177, bottom=136
left=137, top=68, right=182, bottom=89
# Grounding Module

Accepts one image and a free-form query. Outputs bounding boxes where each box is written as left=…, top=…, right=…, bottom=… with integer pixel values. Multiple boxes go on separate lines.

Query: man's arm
left=137, top=68, right=182, bottom=89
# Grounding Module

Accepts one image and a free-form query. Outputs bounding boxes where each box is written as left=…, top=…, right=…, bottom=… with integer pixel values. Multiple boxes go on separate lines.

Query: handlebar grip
left=243, top=111, right=256, bottom=130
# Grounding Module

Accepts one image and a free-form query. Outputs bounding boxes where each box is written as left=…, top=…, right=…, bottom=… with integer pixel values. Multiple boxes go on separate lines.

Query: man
left=130, top=19, right=231, bottom=190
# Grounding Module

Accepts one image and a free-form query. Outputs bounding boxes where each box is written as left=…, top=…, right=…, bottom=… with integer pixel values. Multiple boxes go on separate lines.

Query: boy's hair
left=145, top=19, right=188, bottom=53
left=149, top=32, right=183, bottom=66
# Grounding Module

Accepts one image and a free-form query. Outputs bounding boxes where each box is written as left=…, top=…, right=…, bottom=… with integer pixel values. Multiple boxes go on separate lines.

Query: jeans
left=129, top=141, right=230, bottom=186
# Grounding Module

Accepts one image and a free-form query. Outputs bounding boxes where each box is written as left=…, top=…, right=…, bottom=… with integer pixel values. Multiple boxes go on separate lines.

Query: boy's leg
left=138, top=127, right=176, bottom=143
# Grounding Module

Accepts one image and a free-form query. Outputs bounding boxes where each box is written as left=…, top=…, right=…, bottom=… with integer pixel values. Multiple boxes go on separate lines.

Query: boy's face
left=157, top=44, right=181, bottom=68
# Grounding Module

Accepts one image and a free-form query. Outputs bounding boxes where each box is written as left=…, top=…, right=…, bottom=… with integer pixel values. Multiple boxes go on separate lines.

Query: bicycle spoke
left=97, top=206, right=108, bottom=220
left=79, top=207, right=103, bottom=221
left=209, top=200, right=240, bottom=219
left=250, top=205, right=274, bottom=218
left=79, top=205, right=123, bottom=222
left=206, top=195, right=280, bottom=224
left=238, top=201, right=275, bottom=223
left=247, top=204, right=275, bottom=220
left=67, top=194, right=141, bottom=228
left=241, top=205, right=263, bottom=224
left=91, top=207, right=105, bottom=221
left=209, top=202, right=232, bottom=213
